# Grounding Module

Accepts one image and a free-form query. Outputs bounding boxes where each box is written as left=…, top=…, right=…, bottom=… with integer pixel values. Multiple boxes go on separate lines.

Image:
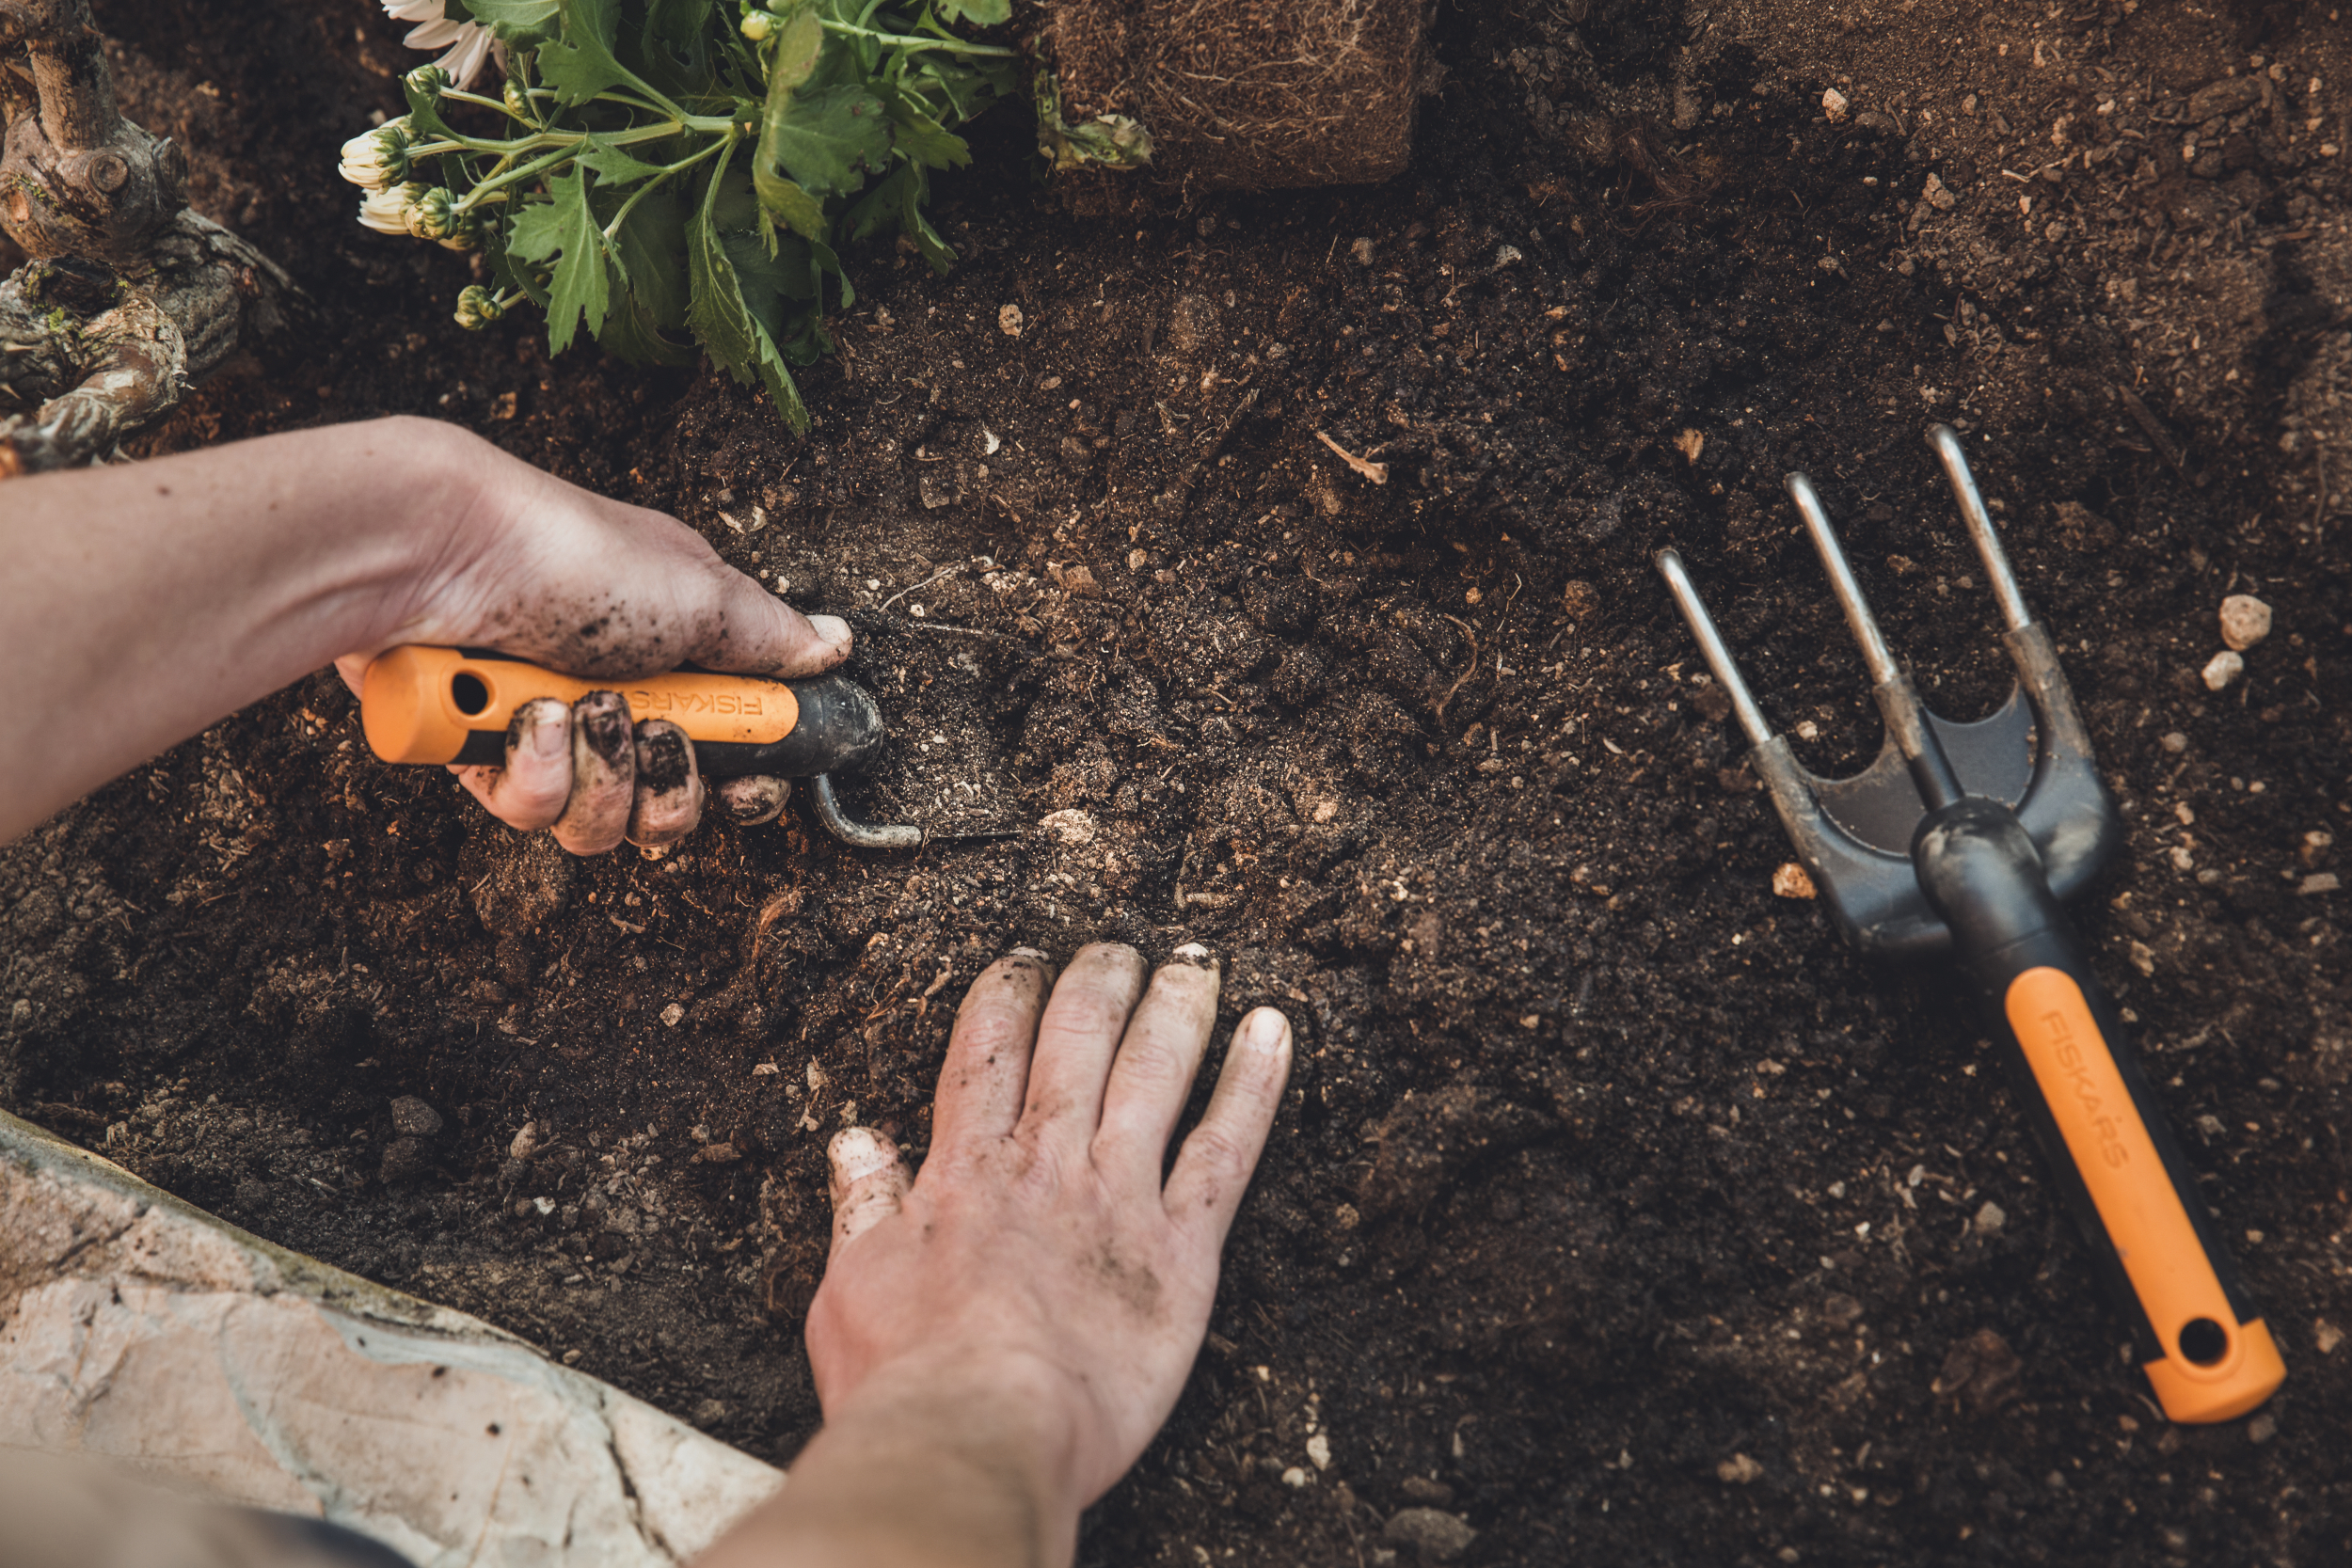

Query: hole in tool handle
left=450, top=672, right=491, bottom=717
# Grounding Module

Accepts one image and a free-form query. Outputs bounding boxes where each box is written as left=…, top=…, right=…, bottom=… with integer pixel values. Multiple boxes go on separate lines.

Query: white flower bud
left=405, top=63, right=453, bottom=99
left=339, top=121, right=412, bottom=190
left=358, top=182, right=429, bottom=236
left=740, top=10, right=773, bottom=40
left=453, top=285, right=504, bottom=330
left=502, top=78, right=532, bottom=119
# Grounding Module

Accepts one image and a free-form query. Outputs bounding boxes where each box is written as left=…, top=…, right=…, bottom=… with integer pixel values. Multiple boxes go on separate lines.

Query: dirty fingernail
left=1172, top=942, right=1216, bottom=966
left=1242, top=1008, right=1291, bottom=1050
left=1009, top=946, right=1050, bottom=961
left=808, top=613, right=851, bottom=655
left=828, top=1126, right=897, bottom=1183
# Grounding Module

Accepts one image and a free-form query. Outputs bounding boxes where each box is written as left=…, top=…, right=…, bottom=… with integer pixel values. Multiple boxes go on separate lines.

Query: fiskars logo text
left=629, top=689, right=763, bottom=717
left=2042, top=1006, right=2130, bottom=1170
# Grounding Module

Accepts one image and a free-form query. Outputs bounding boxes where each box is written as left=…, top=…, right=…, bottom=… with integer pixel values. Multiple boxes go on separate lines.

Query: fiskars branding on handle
left=2039, top=1004, right=2132, bottom=1172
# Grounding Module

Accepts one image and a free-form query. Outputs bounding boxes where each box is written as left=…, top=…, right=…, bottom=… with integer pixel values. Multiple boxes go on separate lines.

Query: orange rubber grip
left=2005, top=967, right=2285, bottom=1422
left=359, top=644, right=800, bottom=765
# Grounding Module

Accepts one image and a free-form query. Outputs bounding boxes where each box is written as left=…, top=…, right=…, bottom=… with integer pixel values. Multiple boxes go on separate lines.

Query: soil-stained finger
left=826, top=1126, right=911, bottom=1256
left=1162, top=1007, right=1292, bottom=1235
left=928, top=949, right=1056, bottom=1156
left=1092, top=944, right=1222, bottom=1188
left=626, top=719, right=703, bottom=847
left=1020, top=943, right=1148, bottom=1142
left=714, top=774, right=790, bottom=825
left=452, top=696, right=572, bottom=832
left=551, top=690, right=634, bottom=855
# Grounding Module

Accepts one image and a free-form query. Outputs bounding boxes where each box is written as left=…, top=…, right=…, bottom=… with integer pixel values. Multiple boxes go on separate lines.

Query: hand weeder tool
left=358, top=644, right=957, bottom=850
left=1654, top=424, right=2284, bottom=1424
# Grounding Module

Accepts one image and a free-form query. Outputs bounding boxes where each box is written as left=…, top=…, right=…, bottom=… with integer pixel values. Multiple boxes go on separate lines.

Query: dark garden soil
left=6, top=0, right=2352, bottom=1562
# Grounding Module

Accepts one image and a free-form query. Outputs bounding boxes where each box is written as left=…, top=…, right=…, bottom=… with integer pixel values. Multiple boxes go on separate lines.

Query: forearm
left=696, top=1359, right=1084, bottom=1568
left=0, top=417, right=471, bottom=840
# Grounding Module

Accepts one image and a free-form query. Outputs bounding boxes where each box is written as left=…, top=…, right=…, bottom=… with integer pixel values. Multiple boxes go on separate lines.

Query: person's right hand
left=804, top=944, right=1293, bottom=1519
left=335, top=420, right=846, bottom=854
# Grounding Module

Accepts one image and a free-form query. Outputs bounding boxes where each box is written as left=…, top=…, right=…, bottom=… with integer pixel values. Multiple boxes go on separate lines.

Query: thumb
left=826, top=1126, right=911, bottom=1255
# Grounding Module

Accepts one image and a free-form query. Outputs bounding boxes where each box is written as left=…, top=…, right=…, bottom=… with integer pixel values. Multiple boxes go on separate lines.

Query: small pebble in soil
left=2201, top=650, right=2243, bottom=691
left=1383, top=1508, right=1475, bottom=1562
left=509, top=1121, right=541, bottom=1161
left=997, top=303, right=1023, bottom=338
left=660, top=1003, right=685, bottom=1027
left=2219, top=594, right=2272, bottom=651
left=1974, top=1200, right=2007, bottom=1235
left=2162, top=731, right=2189, bottom=752
left=389, top=1096, right=442, bottom=1137
left=1307, top=1433, right=1331, bottom=1470
left=1718, top=1452, right=1765, bottom=1484
left=1350, top=237, right=1375, bottom=265
left=1041, top=808, right=1098, bottom=847
left=1821, top=87, right=1851, bottom=120
left=1772, top=863, right=1818, bottom=900
left=2316, top=1320, right=2344, bottom=1354
left=2248, top=1413, right=2278, bottom=1446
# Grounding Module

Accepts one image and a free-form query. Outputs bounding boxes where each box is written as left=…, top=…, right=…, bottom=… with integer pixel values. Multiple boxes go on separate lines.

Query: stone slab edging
left=0, top=1108, right=782, bottom=1566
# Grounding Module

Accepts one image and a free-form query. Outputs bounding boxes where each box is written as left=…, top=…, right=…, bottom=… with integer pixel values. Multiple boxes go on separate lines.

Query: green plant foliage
left=359, top=0, right=1089, bottom=432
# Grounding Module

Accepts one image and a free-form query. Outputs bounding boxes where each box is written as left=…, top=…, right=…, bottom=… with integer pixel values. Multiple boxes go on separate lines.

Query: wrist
left=340, top=416, right=504, bottom=651
left=830, top=1345, right=1098, bottom=1516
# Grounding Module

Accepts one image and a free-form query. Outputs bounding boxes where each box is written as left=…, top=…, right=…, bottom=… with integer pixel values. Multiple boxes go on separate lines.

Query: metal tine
left=1927, top=422, right=2034, bottom=633
left=1784, top=470, right=1966, bottom=812
left=1654, top=549, right=1775, bottom=750
left=1784, top=472, right=1903, bottom=689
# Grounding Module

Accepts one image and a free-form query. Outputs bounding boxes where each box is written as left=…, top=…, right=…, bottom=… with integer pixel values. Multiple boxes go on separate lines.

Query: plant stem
left=602, top=133, right=733, bottom=241
left=440, top=87, right=532, bottom=121
left=818, top=19, right=1015, bottom=57
left=455, top=143, right=583, bottom=210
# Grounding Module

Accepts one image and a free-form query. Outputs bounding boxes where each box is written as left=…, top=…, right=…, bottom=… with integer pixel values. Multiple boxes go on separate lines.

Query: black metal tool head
left=1656, top=425, right=2122, bottom=958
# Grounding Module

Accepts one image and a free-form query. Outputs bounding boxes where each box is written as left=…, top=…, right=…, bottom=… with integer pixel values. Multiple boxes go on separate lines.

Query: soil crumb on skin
left=3, top=1, right=2346, bottom=1564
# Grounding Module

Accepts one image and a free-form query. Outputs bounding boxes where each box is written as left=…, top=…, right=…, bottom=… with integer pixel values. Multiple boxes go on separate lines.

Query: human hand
left=804, top=944, right=1293, bottom=1524
left=335, top=420, right=845, bottom=853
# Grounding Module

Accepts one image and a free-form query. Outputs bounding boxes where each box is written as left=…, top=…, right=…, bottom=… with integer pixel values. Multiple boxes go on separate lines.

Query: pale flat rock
left=0, top=1109, right=781, bottom=1566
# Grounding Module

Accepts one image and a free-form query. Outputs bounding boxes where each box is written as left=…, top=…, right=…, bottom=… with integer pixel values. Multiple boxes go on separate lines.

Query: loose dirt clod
left=2201, top=650, right=2245, bottom=690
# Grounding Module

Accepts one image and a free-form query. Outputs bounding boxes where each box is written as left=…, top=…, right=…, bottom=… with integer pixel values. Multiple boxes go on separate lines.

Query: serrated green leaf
left=483, top=213, right=550, bottom=309
left=540, top=167, right=612, bottom=354
left=505, top=196, right=564, bottom=262
left=763, top=83, right=887, bottom=195
left=577, top=135, right=672, bottom=186
left=606, top=185, right=691, bottom=329
left=767, top=5, right=824, bottom=91
left=882, top=86, right=969, bottom=170
left=455, top=0, right=558, bottom=42
left=687, top=146, right=809, bottom=432
left=934, top=0, right=1009, bottom=24
left=754, top=166, right=827, bottom=239
left=538, top=0, right=635, bottom=104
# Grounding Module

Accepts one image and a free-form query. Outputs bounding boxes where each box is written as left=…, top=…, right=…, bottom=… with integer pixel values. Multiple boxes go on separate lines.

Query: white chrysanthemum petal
left=436, top=26, right=497, bottom=88
left=382, top=0, right=444, bottom=23
left=358, top=183, right=422, bottom=235
left=404, top=17, right=465, bottom=48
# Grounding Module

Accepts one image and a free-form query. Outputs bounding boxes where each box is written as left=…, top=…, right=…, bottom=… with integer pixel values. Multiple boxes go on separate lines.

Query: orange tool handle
left=358, top=645, right=890, bottom=783
left=1918, top=800, right=2282, bottom=1423
left=2001, top=966, right=2284, bottom=1421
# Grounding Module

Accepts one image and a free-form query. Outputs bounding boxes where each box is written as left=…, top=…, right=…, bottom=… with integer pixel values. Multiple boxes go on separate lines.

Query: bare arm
left=0, top=416, right=846, bottom=844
